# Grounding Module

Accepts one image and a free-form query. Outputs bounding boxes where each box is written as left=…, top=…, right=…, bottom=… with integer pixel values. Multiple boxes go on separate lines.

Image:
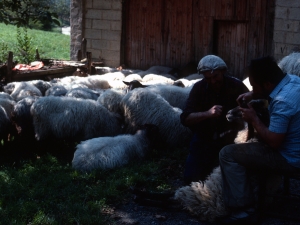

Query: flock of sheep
left=0, top=52, right=299, bottom=222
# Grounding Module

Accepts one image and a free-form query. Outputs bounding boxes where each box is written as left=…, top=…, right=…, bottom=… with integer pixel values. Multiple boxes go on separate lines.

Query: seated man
left=218, top=56, right=300, bottom=224
left=180, top=55, right=249, bottom=184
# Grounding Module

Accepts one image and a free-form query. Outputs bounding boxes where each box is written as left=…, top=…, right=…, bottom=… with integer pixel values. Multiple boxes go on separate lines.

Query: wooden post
left=35, top=48, right=40, bottom=60
left=6, top=51, right=13, bottom=82
left=77, top=49, right=82, bottom=61
left=81, top=38, right=87, bottom=59
left=86, top=51, right=92, bottom=75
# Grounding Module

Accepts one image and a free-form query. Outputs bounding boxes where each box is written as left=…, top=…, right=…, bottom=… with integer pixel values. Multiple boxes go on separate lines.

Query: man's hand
left=237, top=91, right=253, bottom=106
left=239, top=103, right=259, bottom=124
left=208, top=105, right=223, bottom=118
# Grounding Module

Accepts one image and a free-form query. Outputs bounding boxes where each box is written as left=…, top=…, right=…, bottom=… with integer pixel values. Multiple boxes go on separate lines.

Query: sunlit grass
left=0, top=23, right=70, bottom=61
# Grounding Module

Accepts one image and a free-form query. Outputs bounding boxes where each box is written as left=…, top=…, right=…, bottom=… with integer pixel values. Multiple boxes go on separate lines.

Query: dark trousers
left=219, top=142, right=300, bottom=209
left=184, top=134, right=225, bottom=184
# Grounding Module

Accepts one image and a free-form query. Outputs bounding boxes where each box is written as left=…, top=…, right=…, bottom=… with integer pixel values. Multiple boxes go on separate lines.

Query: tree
left=0, top=0, right=60, bottom=28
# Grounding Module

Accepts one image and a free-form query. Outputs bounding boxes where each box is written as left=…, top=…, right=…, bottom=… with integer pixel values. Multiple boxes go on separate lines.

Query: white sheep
left=10, top=82, right=42, bottom=102
left=28, top=80, right=52, bottom=95
left=71, top=75, right=110, bottom=89
left=97, top=89, right=126, bottom=114
left=2, top=82, right=16, bottom=95
left=65, top=87, right=101, bottom=100
left=144, top=65, right=174, bottom=76
left=123, top=74, right=143, bottom=82
left=173, top=78, right=202, bottom=87
left=45, top=84, right=69, bottom=96
left=174, top=167, right=227, bottom=222
left=184, top=73, right=204, bottom=80
left=278, top=52, right=300, bottom=76
left=142, top=74, right=175, bottom=85
left=123, top=80, right=192, bottom=110
left=72, top=124, right=159, bottom=172
left=120, top=88, right=192, bottom=148
left=31, top=96, right=123, bottom=141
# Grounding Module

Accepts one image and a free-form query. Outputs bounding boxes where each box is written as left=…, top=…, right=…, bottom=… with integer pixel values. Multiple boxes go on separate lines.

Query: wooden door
left=213, top=21, right=248, bottom=80
left=124, top=0, right=193, bottom=70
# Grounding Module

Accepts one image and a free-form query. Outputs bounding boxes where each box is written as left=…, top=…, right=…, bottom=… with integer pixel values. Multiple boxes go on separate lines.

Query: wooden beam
left=86, top=51, right=92, bottom=75
left=6, top=51, right=13, bottom=83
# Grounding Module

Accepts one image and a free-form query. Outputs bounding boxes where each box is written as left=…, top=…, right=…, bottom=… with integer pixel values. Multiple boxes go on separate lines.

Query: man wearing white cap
left=180, top=55, right=249, bottom=184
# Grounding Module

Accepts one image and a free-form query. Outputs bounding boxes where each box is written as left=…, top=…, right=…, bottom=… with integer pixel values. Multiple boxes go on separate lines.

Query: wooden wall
left=124, top=0, right=275, bottom=80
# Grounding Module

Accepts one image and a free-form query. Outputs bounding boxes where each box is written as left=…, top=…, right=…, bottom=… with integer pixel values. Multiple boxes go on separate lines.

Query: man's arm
left=250, top=115, right=285, bottom=149
left=183, top=105, right=223, bottom=126
left=240, top=106, right=285, bottom=149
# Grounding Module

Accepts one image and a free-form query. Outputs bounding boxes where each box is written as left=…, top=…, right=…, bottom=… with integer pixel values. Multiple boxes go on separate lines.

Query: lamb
left=72, top=124, right=159, bottom=172
left=278, top=52, right=300, bottom=76
left=31, top=96, right=123, bottom=141
left=120, top=88, right=192, bottom=148
left=123, top=80, right=192, bottom=110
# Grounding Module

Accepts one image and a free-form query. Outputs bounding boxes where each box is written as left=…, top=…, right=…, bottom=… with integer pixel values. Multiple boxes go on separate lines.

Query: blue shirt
left=268, top=74, right=300, bottom=168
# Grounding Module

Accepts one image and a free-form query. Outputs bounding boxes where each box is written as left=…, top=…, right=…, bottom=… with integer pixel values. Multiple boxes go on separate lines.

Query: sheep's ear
left=123, top=81, right=130, bottom=85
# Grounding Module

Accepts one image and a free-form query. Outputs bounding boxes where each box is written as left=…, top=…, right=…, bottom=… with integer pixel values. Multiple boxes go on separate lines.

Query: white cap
left=197, top=55, right=227, bottom=73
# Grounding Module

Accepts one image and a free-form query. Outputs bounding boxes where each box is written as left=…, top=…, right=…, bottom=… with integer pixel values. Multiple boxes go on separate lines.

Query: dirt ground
left=104, top=178, right=300, bottom=225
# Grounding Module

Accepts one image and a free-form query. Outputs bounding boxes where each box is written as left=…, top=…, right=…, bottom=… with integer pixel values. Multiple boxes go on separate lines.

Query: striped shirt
left=268, top=74, right=300, bottom=168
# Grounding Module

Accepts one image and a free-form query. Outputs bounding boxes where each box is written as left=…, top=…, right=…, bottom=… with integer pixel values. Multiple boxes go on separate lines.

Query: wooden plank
left=229, top=22, right=237, bottom=76
left=11, top=67, right=77, bottom=82
left=236, top=0, right=249, bottom=20
left=214, top=0, right=223, bottom=19
left=225, top=0, right=234, bottom=18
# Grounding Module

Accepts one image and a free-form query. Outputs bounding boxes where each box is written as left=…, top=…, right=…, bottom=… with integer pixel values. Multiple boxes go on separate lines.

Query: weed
left=14, top=27, right=36, bottom=64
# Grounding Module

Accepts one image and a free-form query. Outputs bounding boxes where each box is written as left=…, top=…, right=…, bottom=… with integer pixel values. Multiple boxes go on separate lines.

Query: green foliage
left=0, top=23, right=70, bottom=61
left=14, top=27, right=35, bottom=64
left=0, top=40, right=9, bottom=63
left=0, top=0, right=61, bottom=29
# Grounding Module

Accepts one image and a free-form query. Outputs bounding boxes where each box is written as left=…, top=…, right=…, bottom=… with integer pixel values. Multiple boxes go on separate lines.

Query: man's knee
left=219, top=144, right=237, bottom=162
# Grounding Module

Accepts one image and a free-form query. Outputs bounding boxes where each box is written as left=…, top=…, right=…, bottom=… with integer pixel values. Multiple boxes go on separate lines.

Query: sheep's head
left=123, top=80, right=148, bottom=91
left=226, top=99, right=269, bottom=126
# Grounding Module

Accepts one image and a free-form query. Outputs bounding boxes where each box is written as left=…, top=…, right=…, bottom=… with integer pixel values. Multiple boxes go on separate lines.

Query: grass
left=0, top=23, right=70, bottom=62
left=0, top=138, right=188, bottom=225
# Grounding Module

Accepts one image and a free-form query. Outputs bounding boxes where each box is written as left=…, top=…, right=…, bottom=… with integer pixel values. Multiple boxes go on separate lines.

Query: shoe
left=216, top=207, right=258, bottom=225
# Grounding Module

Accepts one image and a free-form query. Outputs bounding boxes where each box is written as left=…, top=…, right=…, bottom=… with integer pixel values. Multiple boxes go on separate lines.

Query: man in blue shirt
left=218, top=56, right=300, bottom=224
